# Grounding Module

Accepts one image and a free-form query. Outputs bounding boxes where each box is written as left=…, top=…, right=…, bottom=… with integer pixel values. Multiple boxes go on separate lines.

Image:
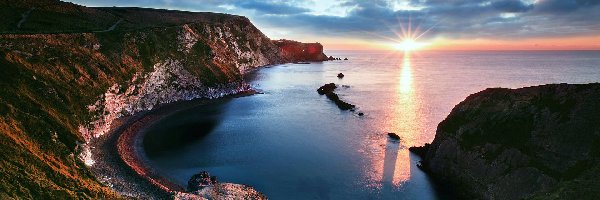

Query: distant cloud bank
left=68, top=0, right=600, bottom=48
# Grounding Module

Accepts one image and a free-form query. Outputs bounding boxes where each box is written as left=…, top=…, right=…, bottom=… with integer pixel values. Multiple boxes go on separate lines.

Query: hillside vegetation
left=412, top=84, right=600, bottom=200
left=0, top=0, right=282, bottom=198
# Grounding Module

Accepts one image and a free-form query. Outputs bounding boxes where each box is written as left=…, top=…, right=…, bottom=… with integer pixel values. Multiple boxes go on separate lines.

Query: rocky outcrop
left=325, top=92, right=356, bottom=110
left=317, top=83, right=356, bottom=110
left=411, top=83, right=600, bottom=200
left=272, top=39, right=328, bottom=62
left=188, top=171, right=217, bottom=192
left=317, top=83, right=337, bottom=95
left=174, top=183, right=266, bottom=200
left=178, top=171, right=265, bottom=200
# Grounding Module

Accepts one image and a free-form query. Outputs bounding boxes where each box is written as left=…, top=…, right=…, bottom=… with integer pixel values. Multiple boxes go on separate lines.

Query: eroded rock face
left=74, top=18, right=284, bottom=144
left=78, top=60, right=249, bottom=143
left=272, top=39, right=328, bottom=62
left=411, top=83, right=600, bottom=200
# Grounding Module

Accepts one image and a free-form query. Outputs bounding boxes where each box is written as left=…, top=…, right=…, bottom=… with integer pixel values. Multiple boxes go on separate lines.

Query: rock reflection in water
left=382, top=139, right=400, bottom=187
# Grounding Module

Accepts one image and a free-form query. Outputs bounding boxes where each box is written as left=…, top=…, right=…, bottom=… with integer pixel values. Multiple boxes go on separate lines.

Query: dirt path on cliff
left=17, top=7, right=35, bottom=29
left=95, top=19, right=123, bottom=33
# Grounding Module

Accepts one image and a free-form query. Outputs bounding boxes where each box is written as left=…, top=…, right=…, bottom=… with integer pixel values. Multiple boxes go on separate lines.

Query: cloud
left=491, top=0, right=534, bottom=12
left=534, top=0, right=600, bottom=13
left=237, top=0, right=310, bottom=15
left=251, top=0, right=600, bottom=41
left=66, top=0, right=600, bottom=42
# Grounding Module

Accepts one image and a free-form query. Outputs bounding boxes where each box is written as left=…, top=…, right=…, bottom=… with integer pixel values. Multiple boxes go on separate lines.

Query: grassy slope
left=0, top=0, right=118, bottom=33
left=0, top=38, right=120, bottom=198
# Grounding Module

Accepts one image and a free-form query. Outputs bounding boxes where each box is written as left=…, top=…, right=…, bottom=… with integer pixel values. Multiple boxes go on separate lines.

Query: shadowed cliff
left=411, top=83, right=600, bottom=200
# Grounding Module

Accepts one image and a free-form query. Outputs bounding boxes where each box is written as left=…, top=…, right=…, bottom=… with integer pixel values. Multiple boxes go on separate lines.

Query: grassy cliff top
left=0, top=0, right=248, bottom=34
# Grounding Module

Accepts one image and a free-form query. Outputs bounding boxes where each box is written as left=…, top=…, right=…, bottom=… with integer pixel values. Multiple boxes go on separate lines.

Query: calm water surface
left=143, top=51, right=600, bottom=199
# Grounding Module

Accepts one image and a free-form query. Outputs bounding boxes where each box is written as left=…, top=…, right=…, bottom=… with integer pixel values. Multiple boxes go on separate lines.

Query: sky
left=66, top=0, right=600, bottom=50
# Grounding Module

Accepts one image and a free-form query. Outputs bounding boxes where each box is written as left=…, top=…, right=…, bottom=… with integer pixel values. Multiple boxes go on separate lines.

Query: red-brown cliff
left=272, top=39, right=328, bottom=62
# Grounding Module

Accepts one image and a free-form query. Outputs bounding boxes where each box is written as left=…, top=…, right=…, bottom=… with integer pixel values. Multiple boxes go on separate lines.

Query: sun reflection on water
left=399, top=53, right=413, bottom=94
left=359, top=51, right=429, bottom=195
left=387, top=52, right=418, bottom=186
left=365, top=52, right=424, bottom=192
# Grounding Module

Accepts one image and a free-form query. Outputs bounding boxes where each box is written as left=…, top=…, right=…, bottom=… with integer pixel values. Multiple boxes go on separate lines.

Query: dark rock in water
left=328, top=56, right=335, bottom=60
left=317, top=83, right=356, bottom=111
left=188, top=171, right=218, bottom=192
left=411, top=83, right=600, bottom=200
left=416, top=161, right=424, bottom=169
left=325, top=92, right=356, bottom=110
left=337, top=73, right=345, bottom=78
left=317, top=83, right=337, bottom=95
left=344, top=58, right=348, bottom=60
left=341, top=85, right=350, bottom=88
left=358, top=112, right=364, bottom=116
left=387, top=132, right=400, bottom=140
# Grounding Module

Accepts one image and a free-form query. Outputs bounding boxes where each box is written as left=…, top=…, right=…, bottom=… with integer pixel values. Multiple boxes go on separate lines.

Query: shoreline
left=89, top=90, right=257, bottom=198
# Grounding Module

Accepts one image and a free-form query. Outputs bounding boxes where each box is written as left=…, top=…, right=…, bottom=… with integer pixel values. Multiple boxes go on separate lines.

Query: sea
left=142, top=50, right=600, bottom=199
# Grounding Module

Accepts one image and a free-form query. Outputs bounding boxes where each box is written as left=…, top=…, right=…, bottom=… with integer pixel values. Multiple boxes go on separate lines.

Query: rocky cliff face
left=272, top=39, right=328, bottom=62
left=411, top=83, right=600, bottom=200
left=0, top=1, right=284, bottom=198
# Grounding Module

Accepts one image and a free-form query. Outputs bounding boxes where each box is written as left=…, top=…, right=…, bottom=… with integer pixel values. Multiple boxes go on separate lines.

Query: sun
left=394, top=38, right=427, bottom=51
left=385, top=17, right=436, bottom=51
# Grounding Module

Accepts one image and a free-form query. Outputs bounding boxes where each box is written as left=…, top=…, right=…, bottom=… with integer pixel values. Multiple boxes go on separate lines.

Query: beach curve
left=89, top=91, right=258, bottom=199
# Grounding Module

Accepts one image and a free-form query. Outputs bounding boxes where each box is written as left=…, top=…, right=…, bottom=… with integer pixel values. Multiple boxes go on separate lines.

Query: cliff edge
left=272, top=39, right=328, bottom=62
left=411, top=83, right=600, bottom=200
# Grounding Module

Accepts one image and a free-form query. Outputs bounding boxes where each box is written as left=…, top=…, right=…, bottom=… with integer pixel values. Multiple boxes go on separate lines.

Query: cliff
left=411, top=83, right=600, bottom=200
left=272, top=39, right=328, bottom=62
left=0, top=0, right=285, bottom=198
